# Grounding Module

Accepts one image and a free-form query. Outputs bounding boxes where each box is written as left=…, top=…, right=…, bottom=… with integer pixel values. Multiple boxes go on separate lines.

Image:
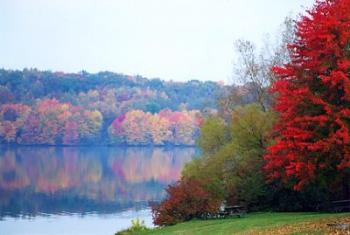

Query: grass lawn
left=126, top=212, right=350, bottom=235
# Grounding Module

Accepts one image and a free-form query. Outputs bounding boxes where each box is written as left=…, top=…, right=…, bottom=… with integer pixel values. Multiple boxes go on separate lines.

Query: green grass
left=125, top=212, right=350, bottom=235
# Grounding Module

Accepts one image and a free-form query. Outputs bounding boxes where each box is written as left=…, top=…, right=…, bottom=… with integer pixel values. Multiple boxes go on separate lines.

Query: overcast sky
left=0, top=0, right=315, bottom=82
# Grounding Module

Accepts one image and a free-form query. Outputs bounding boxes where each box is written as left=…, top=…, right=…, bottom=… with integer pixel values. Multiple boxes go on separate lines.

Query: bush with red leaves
left=151, top=179, right=222, bottom=226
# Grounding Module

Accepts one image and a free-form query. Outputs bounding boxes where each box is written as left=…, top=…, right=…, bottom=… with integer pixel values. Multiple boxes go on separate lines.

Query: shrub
left=115, top=219, right=150, bottom=235
left=151, top=179, right=222, bottom=226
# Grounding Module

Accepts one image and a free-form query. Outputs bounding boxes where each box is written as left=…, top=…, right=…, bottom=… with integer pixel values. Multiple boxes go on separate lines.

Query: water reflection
left=0, top=146, right=196, bottom=218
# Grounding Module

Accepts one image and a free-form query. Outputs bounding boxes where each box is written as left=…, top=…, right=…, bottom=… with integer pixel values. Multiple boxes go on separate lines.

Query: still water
left=0, top=146, right=196, bottom=235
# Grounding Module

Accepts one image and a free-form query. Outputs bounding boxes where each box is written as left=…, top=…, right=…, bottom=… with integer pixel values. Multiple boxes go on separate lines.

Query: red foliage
left=109, top=109, right=202, bottom=145
left=15, top=99, right=102, bottom=145
left=151, top=179, right=221, bottom=226
left=0, top=104, right=31, bottom=142
left=264, top=0, right=350, bottom=190
left=1, top=104, right=31, bottom=122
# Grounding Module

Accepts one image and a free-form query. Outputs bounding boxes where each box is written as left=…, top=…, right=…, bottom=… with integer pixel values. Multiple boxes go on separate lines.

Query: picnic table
left=219, top=205, right=247, bottom=218
left=331, top=199, right=350, bottom=212
left=200, top=204, right=247, bottom=220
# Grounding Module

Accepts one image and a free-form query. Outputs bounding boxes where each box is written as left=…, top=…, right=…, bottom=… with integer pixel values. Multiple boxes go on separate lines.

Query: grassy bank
left=120, top=212, right=350, bottom=235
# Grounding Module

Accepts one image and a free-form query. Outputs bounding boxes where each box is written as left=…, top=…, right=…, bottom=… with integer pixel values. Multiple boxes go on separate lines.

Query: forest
left=0, top=69, right=240, bottom=145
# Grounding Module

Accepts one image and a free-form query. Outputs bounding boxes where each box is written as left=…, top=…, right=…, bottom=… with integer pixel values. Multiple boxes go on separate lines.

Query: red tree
left=264, top=0, right=350, bottom=192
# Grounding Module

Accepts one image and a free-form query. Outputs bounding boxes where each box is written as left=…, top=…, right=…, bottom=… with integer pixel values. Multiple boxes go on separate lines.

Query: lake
left=0, top=146, right=197, bottom=235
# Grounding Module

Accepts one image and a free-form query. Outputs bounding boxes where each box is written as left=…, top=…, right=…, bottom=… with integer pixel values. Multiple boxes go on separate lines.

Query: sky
left=0, top=0, right=315, bottom=83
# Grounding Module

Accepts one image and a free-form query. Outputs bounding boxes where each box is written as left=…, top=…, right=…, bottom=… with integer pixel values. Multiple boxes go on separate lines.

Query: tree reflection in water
left=0, top=146, right=196, bottom=218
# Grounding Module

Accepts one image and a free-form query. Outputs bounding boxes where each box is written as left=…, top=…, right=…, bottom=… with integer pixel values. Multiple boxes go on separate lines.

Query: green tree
left=224, top=104, right=275, bottom=208
left=183, top=104, right=275, bottom=210
left=196, top=116, right=228, bottom=155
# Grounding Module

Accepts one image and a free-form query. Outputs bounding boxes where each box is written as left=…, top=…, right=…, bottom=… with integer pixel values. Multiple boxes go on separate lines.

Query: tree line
left=0, top=69, right=233, bottom=145
left=0, top=100, right=203, bottom=146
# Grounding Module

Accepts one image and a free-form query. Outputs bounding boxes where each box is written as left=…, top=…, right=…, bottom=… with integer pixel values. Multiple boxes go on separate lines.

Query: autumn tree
left=0, top=104, right=31, bottom=143
left=264, top=0, right=350, bottom=199
left=19, top=99, right=102, bottom=145
left=108, top=109, right=202, bottom=146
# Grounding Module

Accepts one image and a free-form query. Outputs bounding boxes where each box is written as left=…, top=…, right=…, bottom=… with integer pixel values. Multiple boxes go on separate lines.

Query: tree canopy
left=264, top=0, right=350, bottom=196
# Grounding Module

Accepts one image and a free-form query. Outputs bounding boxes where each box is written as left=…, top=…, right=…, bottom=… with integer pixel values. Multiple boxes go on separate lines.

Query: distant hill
left=0, top=69, right=230, bottom=146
